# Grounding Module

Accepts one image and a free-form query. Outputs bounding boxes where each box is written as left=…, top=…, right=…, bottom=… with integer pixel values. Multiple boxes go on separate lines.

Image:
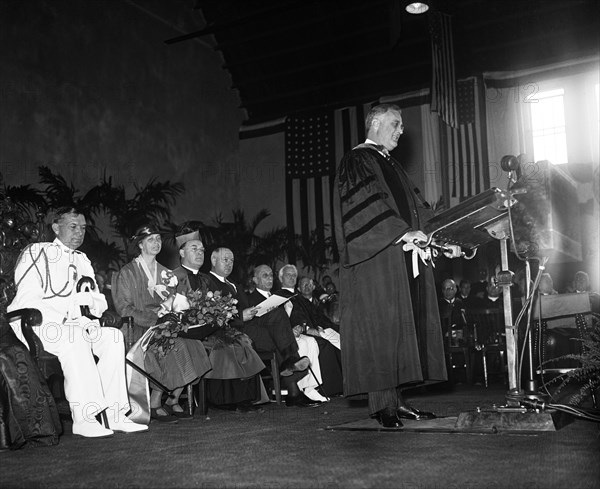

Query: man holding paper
left=246, top=264, right=322, bottom=407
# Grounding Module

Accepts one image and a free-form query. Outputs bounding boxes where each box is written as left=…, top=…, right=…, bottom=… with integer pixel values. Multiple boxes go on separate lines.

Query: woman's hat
left=131, top=224, right=161, bottom=245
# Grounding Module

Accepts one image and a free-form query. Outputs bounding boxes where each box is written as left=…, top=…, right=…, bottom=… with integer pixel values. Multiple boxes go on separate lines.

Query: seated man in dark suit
left=319, top=281, right=340, bottom=326
left=572, top=270, right=600, bottom=314
left=176, top=245, right=267, bottom=411
left=275, top=265, right=344, bottom=396
left=458, top=279, right=473, bottom=305
left=294, top=276, right=340, bottom=350
left=470, top=269, right=489, bottom=300
left=437, top=279, right=467, bottom=347
left=246, top=265, right=322, bottom=406
left=468, top=279, right=503, bottom=310
left=206, top=248, right=317, bottom=407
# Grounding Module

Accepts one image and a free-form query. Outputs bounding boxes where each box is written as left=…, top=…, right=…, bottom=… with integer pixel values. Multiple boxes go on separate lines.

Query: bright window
left=530, top=88, right=568, bottom=164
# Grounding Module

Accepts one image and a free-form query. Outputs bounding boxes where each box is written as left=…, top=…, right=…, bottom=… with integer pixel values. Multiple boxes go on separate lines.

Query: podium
left=424, top=159, right=583, bottom=432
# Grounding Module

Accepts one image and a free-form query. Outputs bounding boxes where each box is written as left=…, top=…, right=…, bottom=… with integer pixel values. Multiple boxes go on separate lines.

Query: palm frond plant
left=248, top=226, right=289, bottom=273
left=173, top=209, right=290, bottom=287
left=97, top=177, right=184, bottom=259
left=543, top=316, right=600, bottom=407
left=1, top=175, right=46, bottom=307
left=38, top=166, right=79, bottom=211
left=79, top=238, right=126, bottom=273
left=37, top=167, right=120, bottom=266
left=294, top=227, right=335, bottom=282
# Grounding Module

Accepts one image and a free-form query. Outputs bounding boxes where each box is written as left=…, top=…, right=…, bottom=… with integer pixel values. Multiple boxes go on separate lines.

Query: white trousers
left=34, top=319, right=130, bottom=423
left=295, top=334, right=322, bottom=391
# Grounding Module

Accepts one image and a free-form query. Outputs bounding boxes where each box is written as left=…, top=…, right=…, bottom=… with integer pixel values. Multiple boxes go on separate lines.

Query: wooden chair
left=5, top=308, right=65, bottom=401
left=257, top=350, right=282, bottom=405
left=185, top=349, right=282, bottom=416
left=6, top=308, right=117, bottom=424
left=466, top=308, right=507, bottom=387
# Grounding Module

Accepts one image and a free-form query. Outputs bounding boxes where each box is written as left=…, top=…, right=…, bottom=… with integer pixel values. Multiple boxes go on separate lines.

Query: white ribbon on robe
left=402, top=242, right=437, bottom=278
left=135, top=256, right=169, bottom=300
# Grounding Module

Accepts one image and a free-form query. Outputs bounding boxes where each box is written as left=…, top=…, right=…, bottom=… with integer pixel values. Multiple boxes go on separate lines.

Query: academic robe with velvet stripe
left=333, top=144, right=447, bottom=397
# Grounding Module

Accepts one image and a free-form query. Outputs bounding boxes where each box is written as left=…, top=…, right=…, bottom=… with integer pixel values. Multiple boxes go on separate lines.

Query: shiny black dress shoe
left=280, top=356, right=310, bottom=377
left=372, top=408, right=403, bottom=428
left=285, top=392, right=321, bottom=407
left=396, top=405, right=436, bottom=420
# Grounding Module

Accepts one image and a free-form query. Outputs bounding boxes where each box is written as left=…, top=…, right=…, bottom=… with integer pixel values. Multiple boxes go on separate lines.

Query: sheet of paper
left=254, top=293, right=295, bottom=317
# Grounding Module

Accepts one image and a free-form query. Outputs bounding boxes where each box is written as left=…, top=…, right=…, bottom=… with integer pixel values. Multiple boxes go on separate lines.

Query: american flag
left=284, top=104, right=375, bottom=262
left=429, top=11, right=457, bottom=129
left=285, top=112, right=335, bottom=261
left=442, top=77, right=490, bottom=206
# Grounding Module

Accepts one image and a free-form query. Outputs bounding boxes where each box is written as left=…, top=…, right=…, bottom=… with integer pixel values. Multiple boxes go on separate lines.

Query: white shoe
left=304, top=388, right=329, bottom=402
left=109, top=420, right=148, bottom=433
left=106, top=409, right=148, bottom=433
left=72, top=421, right=114, bottom=438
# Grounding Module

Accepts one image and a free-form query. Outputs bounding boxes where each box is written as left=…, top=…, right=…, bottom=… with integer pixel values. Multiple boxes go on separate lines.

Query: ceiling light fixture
left=405, top=2, right=429, bottom=14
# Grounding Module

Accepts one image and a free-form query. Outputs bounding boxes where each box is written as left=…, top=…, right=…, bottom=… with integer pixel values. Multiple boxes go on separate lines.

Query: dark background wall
left=0, top=0, right=245, bottom=226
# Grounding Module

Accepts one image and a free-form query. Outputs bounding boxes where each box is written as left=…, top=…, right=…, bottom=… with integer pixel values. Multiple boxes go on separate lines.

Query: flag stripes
left=443, top=77, right=489, bottom=206
left=285, top=103, right=375, bottom=262
left=430, top=11, right=457, bottom=128
left=285, top=112, right=335, bottom=260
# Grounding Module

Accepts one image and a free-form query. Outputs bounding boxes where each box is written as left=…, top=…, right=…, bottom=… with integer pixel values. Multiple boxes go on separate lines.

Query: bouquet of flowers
left=146, top=289, right=239, bottom=358
left=181, top=289, right=238, bottom=328
left=145, top=313, right=187, bottom=358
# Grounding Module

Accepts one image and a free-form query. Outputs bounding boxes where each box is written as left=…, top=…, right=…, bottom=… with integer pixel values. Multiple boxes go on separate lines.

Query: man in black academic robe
left=333, top=104, right=462, bottom=427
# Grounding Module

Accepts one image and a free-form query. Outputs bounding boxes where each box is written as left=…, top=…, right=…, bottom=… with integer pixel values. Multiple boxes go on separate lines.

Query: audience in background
left=572, top=270, right=591, bottom=293
left=319, top=281, right=340, bottom=325
left=276, top=266, right=344, bottom=396
left=469, top=279, right=503, bottom=309
left=458, top=279, right=472, bottom=305
left=538, top=272, right=558, bottom=296
left=314, top=275, right=333, bottom=299
left=294, top=276, right=341, bottom=350
left=246, top=264, right=323, bottom=406
left=437, top=279, right=467, bottom=347
left=470, top=268, right=489, bottom=299
left=571, top=270, right=600, bottom=313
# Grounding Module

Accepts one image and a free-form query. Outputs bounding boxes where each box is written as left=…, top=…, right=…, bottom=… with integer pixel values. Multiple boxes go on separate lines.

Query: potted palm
left=544, top=316, right=600, bottom=408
